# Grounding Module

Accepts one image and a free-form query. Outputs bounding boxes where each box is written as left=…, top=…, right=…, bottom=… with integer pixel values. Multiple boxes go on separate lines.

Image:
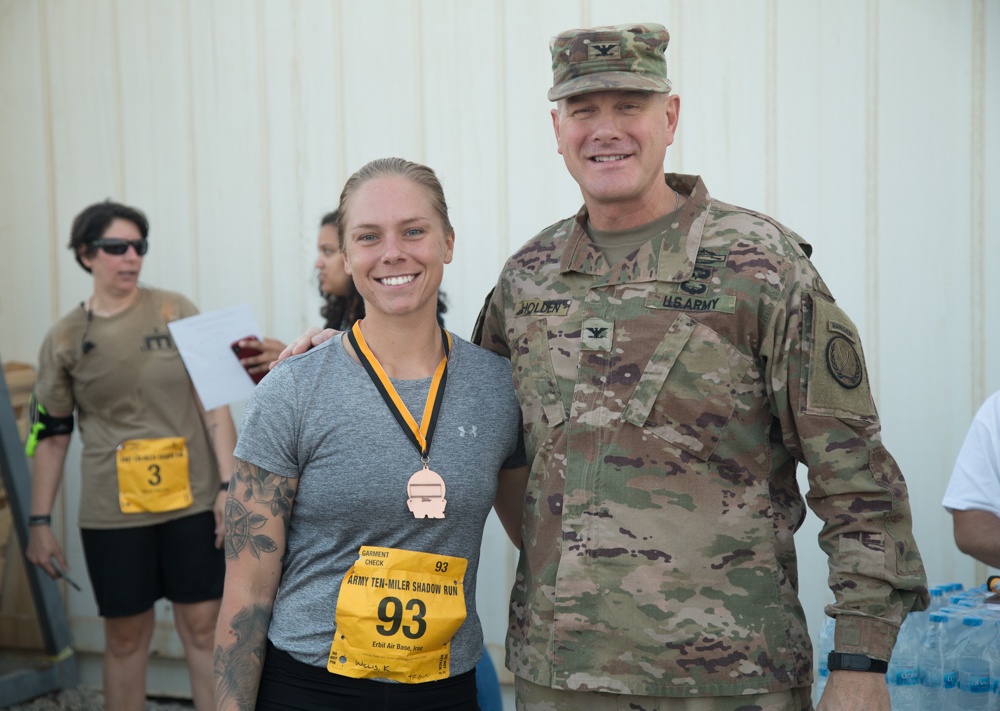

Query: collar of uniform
left=655, top=174, right=710, bottom=283
left=559, top=174, right=710, bottom=284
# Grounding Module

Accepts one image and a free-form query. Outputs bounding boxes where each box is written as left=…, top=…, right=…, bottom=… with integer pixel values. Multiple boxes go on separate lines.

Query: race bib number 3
left=328, top=546, right=467, bottom=683
left=116, top=437, right=192, bottom=514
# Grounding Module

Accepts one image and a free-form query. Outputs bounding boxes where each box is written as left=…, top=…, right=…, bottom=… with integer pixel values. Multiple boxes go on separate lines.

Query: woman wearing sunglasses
left=214, top=158, right=528, bottom=711
left=26, top=200, right=237, bottom=711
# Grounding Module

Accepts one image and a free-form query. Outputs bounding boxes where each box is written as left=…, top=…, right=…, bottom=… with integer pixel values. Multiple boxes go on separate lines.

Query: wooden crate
left=0, top=362, right=44, bottom=649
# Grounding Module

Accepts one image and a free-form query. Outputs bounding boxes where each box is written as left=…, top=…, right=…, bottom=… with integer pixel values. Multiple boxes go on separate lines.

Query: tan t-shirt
left=587, top=205, right=684, bottom=265
left=35, top=287, right=220, bottom=528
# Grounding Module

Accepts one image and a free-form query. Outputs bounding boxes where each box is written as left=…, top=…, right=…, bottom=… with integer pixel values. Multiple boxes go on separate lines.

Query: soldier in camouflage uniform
left=473, top=23, right=929, bottom=711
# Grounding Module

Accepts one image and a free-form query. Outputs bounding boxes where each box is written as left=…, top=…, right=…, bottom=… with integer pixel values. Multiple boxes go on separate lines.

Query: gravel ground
left=4, top=688, right=193, bottom=710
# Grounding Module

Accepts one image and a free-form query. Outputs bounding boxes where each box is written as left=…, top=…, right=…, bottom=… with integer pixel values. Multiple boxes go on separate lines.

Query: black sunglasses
left=92, top=238, right=149, bottom=256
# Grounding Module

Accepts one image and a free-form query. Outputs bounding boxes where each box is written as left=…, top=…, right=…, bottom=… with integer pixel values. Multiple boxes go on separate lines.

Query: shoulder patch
left=805, top=294, right=876, bottom=418
left=826, top=336, right=863, bottom=389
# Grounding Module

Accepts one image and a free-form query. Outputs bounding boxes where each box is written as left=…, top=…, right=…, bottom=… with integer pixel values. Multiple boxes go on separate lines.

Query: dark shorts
left=81, top=510, right=224, bottom=618
left=256, top=641, right=479, bottom=711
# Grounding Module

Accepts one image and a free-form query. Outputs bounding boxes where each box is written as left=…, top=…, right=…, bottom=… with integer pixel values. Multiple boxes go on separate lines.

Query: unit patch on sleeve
left=826, top=336, right=862, bottom=389
left=805, top=294, right=876, bottom=418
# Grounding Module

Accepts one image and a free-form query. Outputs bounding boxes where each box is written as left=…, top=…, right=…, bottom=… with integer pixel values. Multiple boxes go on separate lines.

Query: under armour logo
left=588, top=43, right=621, bottom=59
left=586, top=327, right=608, bottom=339
left=458, top=426, right=478, bottom=438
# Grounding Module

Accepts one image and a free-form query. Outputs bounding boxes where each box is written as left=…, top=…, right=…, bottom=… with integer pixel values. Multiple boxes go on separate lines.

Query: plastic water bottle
left=813, top=615, right=835, bottom=708
left=983, top=618, right=1000, bottom=711
left=953, top=616, right=991, bottom=710
left=928, top=586, right=947, bottom=612
left=919, top=612, right=956, bottom=711
left=887, top=613, right=921, bottom=710
left=951, top=594, right=983, bottom=609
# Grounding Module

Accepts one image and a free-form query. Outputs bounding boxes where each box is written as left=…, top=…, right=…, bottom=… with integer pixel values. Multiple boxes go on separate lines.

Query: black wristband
left=219, top=481, right=230, bottom=492
left=28, top=514, right=52, bottom=526
left=827, top=652, right=888, bottom=674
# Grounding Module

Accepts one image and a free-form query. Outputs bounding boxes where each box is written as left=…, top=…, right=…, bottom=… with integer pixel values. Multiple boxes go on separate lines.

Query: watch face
left=828, top=652, right=888, bottom=673
left=842, top=654, right=871, bottom=671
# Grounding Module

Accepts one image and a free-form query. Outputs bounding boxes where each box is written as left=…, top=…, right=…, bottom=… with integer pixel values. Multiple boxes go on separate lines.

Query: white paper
left=167, top=303, right=262, bottom=409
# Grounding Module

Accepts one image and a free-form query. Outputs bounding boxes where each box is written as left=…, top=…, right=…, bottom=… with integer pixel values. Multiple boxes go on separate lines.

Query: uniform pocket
left=515, top=319, right=565, bottom=429
left=622, top=314, right=751, bottom=460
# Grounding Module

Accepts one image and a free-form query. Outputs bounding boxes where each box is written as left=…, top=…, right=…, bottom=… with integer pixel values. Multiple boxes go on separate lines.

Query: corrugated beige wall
left=1, top=0, right=997, bottom=698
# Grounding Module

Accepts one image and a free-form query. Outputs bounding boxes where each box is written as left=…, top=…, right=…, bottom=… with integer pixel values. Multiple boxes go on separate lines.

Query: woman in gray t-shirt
left=214, top=158, right=528, bottom=711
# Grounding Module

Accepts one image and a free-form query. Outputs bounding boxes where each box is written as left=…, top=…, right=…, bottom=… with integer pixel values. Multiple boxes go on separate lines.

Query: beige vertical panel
left=588, top=1, right=668, bottom=28
left=671, top=1, right=769, bottom=209
left=876, top=0, right=975, bottom=587
left=969, top=0, right=985, bottom=408
left=293, top=0, right=348, bottom=324
left=419, top=1, right=506, bottom=338
left=186, top=1, right=268, bottom=316
left=338, top=0, right=423, bottom=170
left=771, top=0, right=870, bottom=653
left=44, top=0, right=123, bottom=313
left=256, top=0, right=342, bottom=342
left=984, top=0, right=1000, bottom=396
left=969, top=0, right=1000, bottom=587
left=114, top=0, right=200, bottom=301
left=501, top=2, right=586, bottom=258
left=864, top=0, right=880, bottom=395
left=773, top=1, right=869, bottom=318
left=0, top=2, right=55, bottom=357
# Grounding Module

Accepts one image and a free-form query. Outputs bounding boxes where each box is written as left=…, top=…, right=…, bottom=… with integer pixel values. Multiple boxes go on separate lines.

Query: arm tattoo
left=214, top=603, right=272, bottom=711
left=224, top=459, right=295, bottom=561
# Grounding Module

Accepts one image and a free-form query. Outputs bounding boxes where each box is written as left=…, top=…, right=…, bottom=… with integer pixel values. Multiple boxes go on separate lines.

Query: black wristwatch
left=827, top=652, right=888, bottom=674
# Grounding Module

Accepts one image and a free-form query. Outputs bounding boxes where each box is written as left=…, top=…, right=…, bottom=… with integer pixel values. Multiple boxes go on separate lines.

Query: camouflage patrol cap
left=548, top=23, right=671, bottom=101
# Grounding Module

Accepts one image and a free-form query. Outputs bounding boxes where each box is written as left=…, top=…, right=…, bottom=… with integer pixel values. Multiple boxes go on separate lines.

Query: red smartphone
left=231, top=336, right=266, bottom=384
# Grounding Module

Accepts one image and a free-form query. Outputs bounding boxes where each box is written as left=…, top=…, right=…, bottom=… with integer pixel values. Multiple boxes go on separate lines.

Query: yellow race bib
left=116, top=437, right=192, bottom=514
left=328, top=546, right=467, bottom=683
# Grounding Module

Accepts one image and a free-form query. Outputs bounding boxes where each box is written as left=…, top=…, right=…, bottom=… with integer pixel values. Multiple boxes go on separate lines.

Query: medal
left=406, top=467, right=447, bottom=519
left=348, top=321, right=451, bottom=519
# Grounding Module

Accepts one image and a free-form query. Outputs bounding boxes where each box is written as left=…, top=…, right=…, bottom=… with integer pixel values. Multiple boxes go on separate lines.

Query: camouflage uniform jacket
left=478, top=174, right=928, bottom=697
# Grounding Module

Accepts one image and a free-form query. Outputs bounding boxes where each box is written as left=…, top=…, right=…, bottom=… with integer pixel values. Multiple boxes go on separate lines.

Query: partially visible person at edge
left=943, top=390, right=1000, bottom=567
left=278, top=22, right=929, bottom=711
left=213, top=157, right=529, bottom=711
left=234, top=210, right=448, bottom=377
left=25, top=200, right=237, bottom=711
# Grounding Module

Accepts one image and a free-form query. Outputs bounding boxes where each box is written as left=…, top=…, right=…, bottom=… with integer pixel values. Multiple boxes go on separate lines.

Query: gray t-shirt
left=234, top=332, right=524, bottom=677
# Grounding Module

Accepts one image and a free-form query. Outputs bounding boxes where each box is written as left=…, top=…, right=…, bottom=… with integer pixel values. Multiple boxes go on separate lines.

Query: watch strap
left=827, top=651, right=889, bottom=674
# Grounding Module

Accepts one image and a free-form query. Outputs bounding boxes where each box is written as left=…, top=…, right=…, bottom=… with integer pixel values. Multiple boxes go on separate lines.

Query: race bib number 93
left=328, top=546, right=467, bottom=683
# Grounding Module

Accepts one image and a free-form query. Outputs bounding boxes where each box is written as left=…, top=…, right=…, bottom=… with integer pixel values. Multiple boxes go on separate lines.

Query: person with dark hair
left=237, top=210, right=448, bottom=378
left=214, top=158, right=528, bottom=711
left=26, top=200, right=238, bottom=711
left=316, top=209, right=365, bottom=330
left=232, top=211, right=353, bottom=377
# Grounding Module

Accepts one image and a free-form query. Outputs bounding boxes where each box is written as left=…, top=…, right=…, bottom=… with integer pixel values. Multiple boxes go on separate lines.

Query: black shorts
left=256, top=642, right=479, bottom=711
left=81, top=510, right=224, bottom=618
